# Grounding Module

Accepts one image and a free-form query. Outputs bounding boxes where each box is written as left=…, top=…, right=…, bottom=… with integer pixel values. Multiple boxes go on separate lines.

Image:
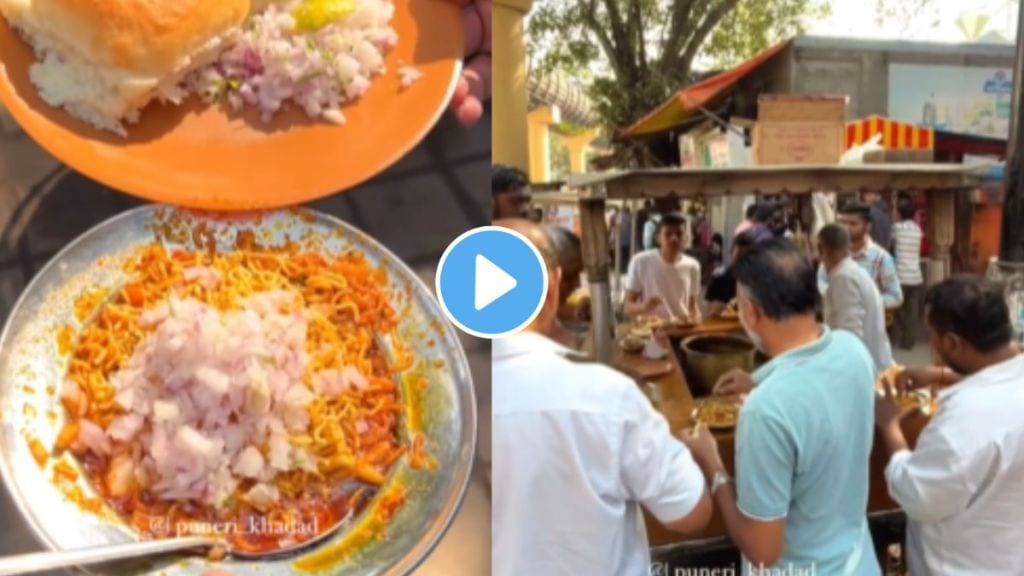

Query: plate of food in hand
left=0, top=0, right=462, bottom=209
left=0, top=207, right=476, bottom=575
left=718, top=300, right=738, bottom=320
left=876, top=364, right=932, bottom=414
left=692, top=394, right=743, bottom=430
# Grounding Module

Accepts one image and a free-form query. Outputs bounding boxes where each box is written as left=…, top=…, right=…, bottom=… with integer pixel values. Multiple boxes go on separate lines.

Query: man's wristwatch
left=709, top=470, right=733, bottom=495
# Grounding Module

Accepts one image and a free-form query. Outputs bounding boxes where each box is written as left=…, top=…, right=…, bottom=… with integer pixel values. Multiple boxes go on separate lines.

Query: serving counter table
left=613, top=319, right=931, bottom=547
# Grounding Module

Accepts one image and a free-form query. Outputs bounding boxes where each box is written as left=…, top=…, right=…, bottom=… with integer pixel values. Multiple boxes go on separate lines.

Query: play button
left=436, top=226, right=549, bottom=338
left=475, top=255, right=517, bottom=311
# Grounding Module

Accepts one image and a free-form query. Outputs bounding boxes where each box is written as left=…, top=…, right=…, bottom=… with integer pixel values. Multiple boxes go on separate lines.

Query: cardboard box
left=863, top=149, right=935, bottom=163
left=754, top=95, right=847, bottom=165
left=758, top=95, right=846, bottom=122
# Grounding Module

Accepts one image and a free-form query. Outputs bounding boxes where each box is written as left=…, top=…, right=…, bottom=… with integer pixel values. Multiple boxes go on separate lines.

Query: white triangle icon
left=475, top=254, right=518, bottom=311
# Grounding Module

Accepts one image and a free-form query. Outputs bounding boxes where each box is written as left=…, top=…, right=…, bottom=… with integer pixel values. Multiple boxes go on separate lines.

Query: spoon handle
left=0, top=537, right=219, bottom=576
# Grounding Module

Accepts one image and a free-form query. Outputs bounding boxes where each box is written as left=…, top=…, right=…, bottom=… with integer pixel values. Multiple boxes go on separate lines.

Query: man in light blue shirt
left=682, top=239, right=880, bottom=576
left=817, top=201, right=902, bottom=311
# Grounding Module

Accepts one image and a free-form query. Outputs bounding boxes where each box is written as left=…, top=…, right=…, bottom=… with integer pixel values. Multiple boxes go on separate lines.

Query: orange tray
left=0, top=0, right=462, bottom=210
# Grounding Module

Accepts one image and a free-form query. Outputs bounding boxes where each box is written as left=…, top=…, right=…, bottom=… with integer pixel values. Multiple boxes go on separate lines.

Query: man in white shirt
left=493, top=219, right=712, bottom=576
left=890, top=196, right=924, bottom=350
left=817, top=201, right=903, bottom=311
left=818, top=224, right=894, bottom=373
left=625, top=212, right=702, bottom=322
left=876, top=276, right=1024, bottom=575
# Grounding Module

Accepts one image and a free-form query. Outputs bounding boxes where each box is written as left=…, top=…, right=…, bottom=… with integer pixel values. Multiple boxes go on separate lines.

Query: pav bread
left=0, top=0, right=250, bottom=134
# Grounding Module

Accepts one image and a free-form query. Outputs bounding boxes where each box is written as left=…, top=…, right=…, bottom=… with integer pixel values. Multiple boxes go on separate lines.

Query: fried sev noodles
left=54, top=244, right=432, bottom=553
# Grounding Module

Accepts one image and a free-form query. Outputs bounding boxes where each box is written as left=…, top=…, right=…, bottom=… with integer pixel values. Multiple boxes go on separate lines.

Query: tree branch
left=581, top=0, right=625, bottom=79
left=631, top=0, right=647, bottom=75
left=670, top=0, right=741, bottom=75
left=600, top=0, right=634, bottom=82
left=659, top=0, right=696, bottom=71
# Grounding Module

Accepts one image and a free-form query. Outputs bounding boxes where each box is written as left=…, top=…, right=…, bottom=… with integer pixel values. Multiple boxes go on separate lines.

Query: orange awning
left=846, top=116, right=934, bottom=150
left=620, top=40, right=792, bottom=139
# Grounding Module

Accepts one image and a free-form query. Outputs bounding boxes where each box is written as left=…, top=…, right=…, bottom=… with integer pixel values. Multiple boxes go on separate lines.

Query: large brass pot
left=680, top=333, right=756, bottom=395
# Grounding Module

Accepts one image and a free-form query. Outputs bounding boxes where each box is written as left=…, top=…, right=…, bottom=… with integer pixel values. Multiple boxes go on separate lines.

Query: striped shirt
left=892, top=221, right=924, bottom=286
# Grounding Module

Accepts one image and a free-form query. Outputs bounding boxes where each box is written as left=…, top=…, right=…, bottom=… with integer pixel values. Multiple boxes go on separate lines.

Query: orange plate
left=0, top=0, right=462, bottom=210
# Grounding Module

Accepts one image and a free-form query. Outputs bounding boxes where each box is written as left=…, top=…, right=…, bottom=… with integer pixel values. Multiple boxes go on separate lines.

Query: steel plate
left=0, top=206, right=476, bottom=575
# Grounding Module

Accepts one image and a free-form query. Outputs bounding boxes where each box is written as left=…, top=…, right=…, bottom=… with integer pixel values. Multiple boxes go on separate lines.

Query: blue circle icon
left=436, top=226, right=549, bottom=339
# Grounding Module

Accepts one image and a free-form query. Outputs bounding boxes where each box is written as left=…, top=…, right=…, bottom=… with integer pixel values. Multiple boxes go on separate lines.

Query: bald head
left=494, top=218, right=562, bottom=336
left=817, top=223, right=850, bottom=271
left=494, top=218, right=559, bottom=269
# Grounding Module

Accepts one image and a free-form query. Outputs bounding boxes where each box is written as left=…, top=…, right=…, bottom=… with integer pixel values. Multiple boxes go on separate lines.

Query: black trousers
left=893, top=284, right=924, bottom=349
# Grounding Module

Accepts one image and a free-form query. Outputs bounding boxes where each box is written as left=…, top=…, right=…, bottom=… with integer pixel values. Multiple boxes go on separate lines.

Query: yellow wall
left=492, top=0, right=534, bottom=172
left=561, top=129, right=601, bottom=174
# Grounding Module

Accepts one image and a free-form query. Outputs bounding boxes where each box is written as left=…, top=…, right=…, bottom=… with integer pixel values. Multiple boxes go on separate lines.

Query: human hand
left=652, top=329, right=671, bottom=349
left=679, top=423, right=723, bottom=478
left=874, top=379, right=917, bottom=431
left=895, top=366, right=957, bottom=393
left=713, top=368, right=755, bottom=396
left=642, top=297, right=662, bottom=313
left=452, top=0, right=491, bottom=126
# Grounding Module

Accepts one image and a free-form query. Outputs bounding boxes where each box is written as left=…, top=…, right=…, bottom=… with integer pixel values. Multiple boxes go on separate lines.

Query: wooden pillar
left=928, top=189, right=956, bottom=283
left=492, top=0, right=534, bottom=171
left=629, top=201, right=639, bottom=261
left=611, top=206, right=623, bottom=299
left=580, top=198, right=613, bottom=363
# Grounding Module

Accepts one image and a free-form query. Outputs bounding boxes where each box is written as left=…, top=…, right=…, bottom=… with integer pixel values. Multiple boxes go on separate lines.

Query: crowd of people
left=491, top=167, right=1024, bottom=575
left=617, top=193, right=927, bottom=361
left=491, top=165, right=928, bottom=360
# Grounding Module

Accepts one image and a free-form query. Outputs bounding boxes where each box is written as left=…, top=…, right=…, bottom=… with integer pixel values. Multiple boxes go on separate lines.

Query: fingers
left=679, top=423, right=707, bottom=442
left=883, top=377, right=900, bottom=401
left=713, top=375, right=736, bottom=395
left=878, top=375, right=895, bottom=399
left=454, top=97, right=483, bottom=126
left=450, top=53, right=490, bottom=126
left=452, top=1, right=491, bottom=127
left=462, top=2, right=484, bottom=56
left=713, top=369, right=743, bottom=395
left=452, top=76, right=470, bottom=106
left=464, top=53, right=491, bottom=102
left=475, top=0, right=492, bottom=54
left=897, top=371, right=928, bottom=392
left=713, top=381, right=735, bottom=396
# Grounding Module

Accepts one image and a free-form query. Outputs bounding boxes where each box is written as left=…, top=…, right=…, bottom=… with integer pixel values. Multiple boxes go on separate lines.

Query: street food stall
left=565, top=163, right=985, bottom=552
left=531, top=190, right=635, bottom=296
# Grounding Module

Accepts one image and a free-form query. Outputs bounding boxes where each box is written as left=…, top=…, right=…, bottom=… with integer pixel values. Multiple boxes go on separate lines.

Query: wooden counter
left=614, top=327, right=931, bottom=546
left=627, top=316, right=744, bottom=340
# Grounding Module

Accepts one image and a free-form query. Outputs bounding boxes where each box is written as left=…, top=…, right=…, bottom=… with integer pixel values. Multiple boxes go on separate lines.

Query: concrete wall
left=787, top=37, right=1016, bottom=118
